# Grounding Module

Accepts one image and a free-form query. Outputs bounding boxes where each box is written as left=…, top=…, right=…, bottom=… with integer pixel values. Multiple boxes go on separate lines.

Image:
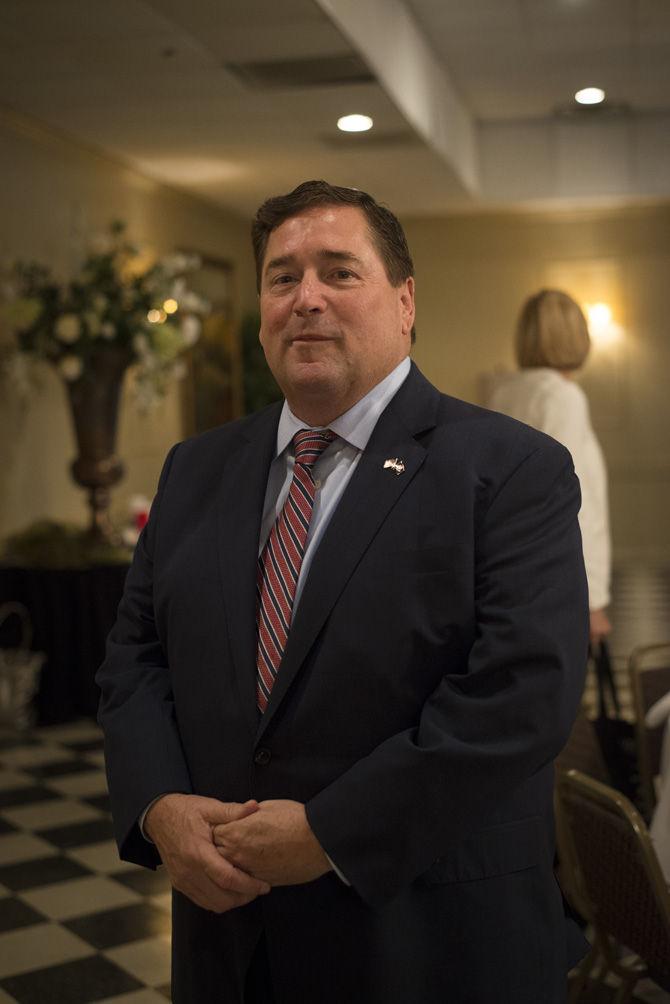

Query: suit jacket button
left=254, top=748, right=271, bottom=766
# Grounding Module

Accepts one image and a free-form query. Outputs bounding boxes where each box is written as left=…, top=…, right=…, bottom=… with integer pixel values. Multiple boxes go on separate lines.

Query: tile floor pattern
left=0, top=720, right=171, bottom=1004
left=1, top=719, right=669, bottom=1003
left=582, top=561, right=670, bottom=720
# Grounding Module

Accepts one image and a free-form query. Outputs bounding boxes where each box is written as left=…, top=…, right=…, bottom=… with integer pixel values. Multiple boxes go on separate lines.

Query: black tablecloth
left=0, top=564, right=130, bottom=724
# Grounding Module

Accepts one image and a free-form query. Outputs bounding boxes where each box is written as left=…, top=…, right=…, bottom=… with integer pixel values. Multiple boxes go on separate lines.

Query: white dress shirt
left=261, top=356, right=411, bottom=611
left=488, top=367, right=611, bottom=609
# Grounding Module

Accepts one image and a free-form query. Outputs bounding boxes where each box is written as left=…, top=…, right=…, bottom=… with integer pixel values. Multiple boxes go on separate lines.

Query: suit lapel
left=216, top=406, right=281, bottom=735
left=257, top=364, right=440, bottom=739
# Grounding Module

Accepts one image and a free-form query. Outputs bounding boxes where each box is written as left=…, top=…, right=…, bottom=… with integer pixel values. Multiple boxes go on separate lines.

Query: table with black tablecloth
left=0, top=564, right=130, bottom=723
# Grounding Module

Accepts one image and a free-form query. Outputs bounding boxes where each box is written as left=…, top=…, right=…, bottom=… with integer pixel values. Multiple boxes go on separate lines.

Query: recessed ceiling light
left=575, top=87, right=605, bottom=106
left=337, top=114, right=373, bottom=133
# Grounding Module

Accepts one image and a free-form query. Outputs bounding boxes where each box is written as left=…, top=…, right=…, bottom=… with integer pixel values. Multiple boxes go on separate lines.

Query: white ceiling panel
left=145, top=0, right=350, bottom=60
left=0, top=0, right=668, bottom=215
left=0, top=0, right=177, bottom=39
left=405, top=0, right=670, bottom=119
left=638, top=0, right=670, bottom=43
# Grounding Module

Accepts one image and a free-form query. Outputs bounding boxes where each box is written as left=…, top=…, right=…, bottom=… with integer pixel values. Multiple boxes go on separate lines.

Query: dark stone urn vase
left=65, top=345, right=132, bottom=543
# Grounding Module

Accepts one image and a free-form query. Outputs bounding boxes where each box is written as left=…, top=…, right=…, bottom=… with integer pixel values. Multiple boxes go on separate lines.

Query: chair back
left=628, top=643, right=670, bottom=815
left=555, top=769, right=670, bottom=988
left=556, top=708, right=610, bottom=784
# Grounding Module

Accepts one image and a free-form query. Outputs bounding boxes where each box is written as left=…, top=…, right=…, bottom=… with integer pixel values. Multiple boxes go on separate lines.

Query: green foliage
left=2, top=222, right=208, bottom=408
left=240, top=311, right=282, bottom=414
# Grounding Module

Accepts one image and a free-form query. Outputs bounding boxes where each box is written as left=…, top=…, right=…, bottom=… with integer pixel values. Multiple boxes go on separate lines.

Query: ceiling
left=1, top=0, right=668, bottom=217
left=408, top=0, right=670, bottom=119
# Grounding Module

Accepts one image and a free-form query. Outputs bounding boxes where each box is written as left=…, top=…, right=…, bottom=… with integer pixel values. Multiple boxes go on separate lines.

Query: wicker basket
left=0, top=603, right=45, bottom=730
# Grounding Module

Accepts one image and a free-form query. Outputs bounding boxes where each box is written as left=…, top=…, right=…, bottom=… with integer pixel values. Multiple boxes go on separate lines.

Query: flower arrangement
left=2, top=221, right=208, bottom=410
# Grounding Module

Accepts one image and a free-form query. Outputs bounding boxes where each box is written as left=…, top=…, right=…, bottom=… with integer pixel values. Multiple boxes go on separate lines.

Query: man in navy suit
left=98, top=180, right=588, bottom=1002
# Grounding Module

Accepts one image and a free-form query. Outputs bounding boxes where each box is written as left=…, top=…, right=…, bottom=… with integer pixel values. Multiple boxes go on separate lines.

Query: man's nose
left=293, top=276, right=326, bottom=316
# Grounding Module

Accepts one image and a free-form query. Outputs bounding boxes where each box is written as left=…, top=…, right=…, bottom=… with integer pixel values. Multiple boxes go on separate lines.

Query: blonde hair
left=515, top=289, right=590, bottom=371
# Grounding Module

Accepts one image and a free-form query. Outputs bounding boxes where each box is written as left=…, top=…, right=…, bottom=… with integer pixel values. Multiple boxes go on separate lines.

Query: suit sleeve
left=305, top=439, right=589, bottom=907
left=96, top=443, right=193, bottom=868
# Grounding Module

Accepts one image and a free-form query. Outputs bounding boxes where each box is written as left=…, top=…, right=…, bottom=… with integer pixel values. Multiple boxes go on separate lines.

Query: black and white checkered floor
left=0, top=720, right=171, bottom=1004
left=1, top=719, right=669, bottom=1004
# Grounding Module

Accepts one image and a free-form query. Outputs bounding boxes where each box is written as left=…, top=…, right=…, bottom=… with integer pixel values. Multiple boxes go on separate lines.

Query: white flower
left=90, top=234, right=114, bottom=255
left=2, top=352, right=33, bottom=397
left=58, top=355, right=83, bottom=381
left=160, top=253, right=189, bottom=276
left=132, top=376, right=160, bottom=413
left=133, top=333, right=150, bottom=356
left=55, top=314, right=81, bottom=344
left=172, top=359, right=188, bottom=380
left=180, top=291, right=209, bottom=313
left=180, top=315, right=201, bottom=347
left=128, top=493, right=151, bottom=516
left=84, top=311, right=101, bottom=337
left=7, top=223, right=210, bottom=411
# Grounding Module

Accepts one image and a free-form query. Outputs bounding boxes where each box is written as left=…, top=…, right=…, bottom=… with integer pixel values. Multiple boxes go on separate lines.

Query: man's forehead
left=272, top=203, right=363, bottom=234
left=264, top=204, right=375, bottom=262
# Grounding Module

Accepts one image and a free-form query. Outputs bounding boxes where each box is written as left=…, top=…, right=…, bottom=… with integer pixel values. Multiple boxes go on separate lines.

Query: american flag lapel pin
left=383, top=458, right=405, bottom=475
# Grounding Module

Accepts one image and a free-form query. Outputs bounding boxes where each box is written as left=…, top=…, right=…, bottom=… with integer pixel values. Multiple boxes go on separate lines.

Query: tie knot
left=293, top=428, right=335, bottom=467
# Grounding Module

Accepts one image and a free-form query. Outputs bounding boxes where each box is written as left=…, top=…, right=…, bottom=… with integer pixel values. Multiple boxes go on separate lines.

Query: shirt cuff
left=325, top=851, right=351, bottom=886
left=139, top=794, right=172, bottom=842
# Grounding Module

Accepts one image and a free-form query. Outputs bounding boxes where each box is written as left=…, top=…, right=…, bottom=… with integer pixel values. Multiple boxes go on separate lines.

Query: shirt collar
left=275, top=356, right=411, bottom=457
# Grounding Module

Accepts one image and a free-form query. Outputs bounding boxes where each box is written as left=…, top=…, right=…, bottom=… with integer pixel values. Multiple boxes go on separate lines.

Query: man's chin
left=280, top=363, right=355, bottom=423
left=285, top=359, right=342, bottom=392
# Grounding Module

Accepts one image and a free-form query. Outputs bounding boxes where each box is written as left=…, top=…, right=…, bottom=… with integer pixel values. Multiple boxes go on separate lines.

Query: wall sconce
left=584, top=301, right=623, bottom=349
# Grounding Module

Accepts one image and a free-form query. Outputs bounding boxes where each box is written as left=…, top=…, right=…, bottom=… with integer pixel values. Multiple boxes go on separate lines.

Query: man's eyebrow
left=317, top=250, right=364, bottom=267
left=264, top=254, right=294, bottom=273
left=264, top=250, right=364, bottom=274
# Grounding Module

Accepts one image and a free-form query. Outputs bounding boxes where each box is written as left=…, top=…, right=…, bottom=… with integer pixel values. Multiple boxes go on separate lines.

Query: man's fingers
left=203, top=799, right=260, bottom=825
left=168, top=848, right=269, bottom=912
left=202, top=845, right=270, bottom=897
left=211, top=822, right=230, bottom=846
left=211, top=818, right=258, bottom=845
left=174, top=872, right=259, bottom=914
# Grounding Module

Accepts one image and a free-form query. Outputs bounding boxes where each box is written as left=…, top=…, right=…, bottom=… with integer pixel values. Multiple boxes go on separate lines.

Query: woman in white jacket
left=489, top=289, right=611, bottom=643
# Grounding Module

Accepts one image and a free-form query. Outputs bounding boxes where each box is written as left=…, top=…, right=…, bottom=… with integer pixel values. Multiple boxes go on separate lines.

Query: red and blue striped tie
left=256, top=428, right=335, bottom=712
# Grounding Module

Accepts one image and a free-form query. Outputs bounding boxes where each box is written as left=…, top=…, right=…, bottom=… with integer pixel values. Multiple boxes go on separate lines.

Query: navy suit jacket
left=98, top=363, right=589, bottom=1003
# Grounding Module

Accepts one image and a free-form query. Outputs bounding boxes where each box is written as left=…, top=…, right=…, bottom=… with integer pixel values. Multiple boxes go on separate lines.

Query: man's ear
left=400, top=277, right=416, bottom=337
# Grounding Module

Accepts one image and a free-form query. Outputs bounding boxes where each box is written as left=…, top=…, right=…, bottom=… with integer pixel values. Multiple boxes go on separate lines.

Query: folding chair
left=556, top=708, right=611, bottom=785
left=555, top=769, right=670, bottom=1004
left=554, top=711, right=612, bottom=917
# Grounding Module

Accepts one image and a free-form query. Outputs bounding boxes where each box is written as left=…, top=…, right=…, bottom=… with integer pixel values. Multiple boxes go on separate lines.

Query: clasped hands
left=144, top=793, right=331, bottom=914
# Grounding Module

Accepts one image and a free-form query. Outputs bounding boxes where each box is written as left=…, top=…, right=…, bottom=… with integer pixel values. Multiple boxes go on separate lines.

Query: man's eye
left=332, top=269, right=355, bottom=280
left=272, top=274, right=295, bottom=286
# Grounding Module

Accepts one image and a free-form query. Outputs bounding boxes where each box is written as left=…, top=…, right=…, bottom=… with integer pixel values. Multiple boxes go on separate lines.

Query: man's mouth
left=289, top=333, right=332, bottom=343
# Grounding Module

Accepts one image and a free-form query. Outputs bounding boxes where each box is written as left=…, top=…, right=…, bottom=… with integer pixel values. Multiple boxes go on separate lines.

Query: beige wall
left=1, top=108, right=668, bottom=563
left=403, top=204, right=670, bottom=561
left=0, top=108, right=257, bottom=539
